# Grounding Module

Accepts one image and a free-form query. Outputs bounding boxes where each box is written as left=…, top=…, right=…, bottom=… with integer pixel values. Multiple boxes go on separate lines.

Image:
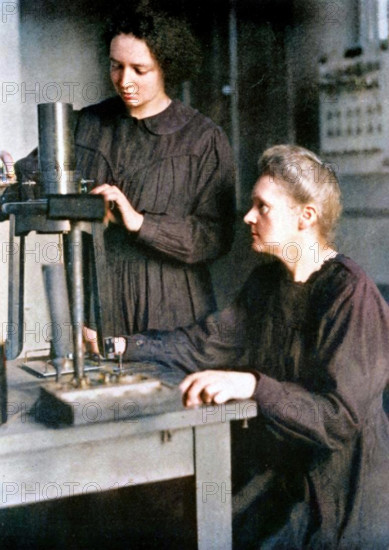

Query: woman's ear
left=298, top=204, right=318, bottom=230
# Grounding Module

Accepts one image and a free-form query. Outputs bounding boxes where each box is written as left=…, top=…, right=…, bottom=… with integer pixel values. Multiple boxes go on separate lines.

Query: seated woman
left=118, top=145, right=389, bottom=549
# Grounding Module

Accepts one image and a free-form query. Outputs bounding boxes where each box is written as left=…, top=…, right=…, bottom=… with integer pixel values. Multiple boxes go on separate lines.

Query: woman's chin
left=252, top=241, right=263, bottom=253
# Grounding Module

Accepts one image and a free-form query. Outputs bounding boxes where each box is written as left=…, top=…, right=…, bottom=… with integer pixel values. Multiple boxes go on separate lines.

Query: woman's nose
left=119, top=69, right=137, bottom=91
left=244, top=207, right=256, bottom=225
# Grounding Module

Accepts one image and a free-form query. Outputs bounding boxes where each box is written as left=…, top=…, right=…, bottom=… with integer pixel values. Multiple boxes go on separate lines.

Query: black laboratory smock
left=125, top=255, right=389, bottom=549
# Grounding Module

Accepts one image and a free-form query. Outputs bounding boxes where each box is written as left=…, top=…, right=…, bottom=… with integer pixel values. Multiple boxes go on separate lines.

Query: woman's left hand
left=179, top=370, right=258, bottom=407
left=91, top=184, right=144, bottom=232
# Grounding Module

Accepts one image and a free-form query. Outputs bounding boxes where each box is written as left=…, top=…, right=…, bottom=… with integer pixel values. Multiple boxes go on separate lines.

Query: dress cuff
left=136, top=213, right=160, bottom=246
left=252, top=373, right=291, bottom=417
left=123, top=334, right=152, bottom=361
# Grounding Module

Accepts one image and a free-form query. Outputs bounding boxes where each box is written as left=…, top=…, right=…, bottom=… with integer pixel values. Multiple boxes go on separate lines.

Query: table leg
left=194, top=421, right=232, bottom=550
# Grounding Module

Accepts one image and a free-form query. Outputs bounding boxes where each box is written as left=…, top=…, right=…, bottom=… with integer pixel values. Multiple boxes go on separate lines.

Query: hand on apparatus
left=83, top=326, right=126, bottom=357
left=179, top=370, right=258, bottom=407
left=91, top=184, right=144, bottom=232
left=0, top=150, right=16, bottom=182
left=83, top=326, right=100, bottom=356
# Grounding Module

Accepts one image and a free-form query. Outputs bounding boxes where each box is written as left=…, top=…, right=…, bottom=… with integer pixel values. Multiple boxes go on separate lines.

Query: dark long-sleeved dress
left=14, top=98, right=235, bottom=336
left=124, top=254, right=389, bottom=549
left=74, top=97, right=236, bottom=335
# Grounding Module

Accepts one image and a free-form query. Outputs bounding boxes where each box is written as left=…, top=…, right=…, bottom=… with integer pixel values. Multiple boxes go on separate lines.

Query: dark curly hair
left=104, top=3, right=202, bottom=86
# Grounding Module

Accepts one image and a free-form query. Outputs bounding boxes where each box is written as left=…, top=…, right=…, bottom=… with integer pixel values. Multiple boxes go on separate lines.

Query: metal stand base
left=35, top=364, right=184, bottom=426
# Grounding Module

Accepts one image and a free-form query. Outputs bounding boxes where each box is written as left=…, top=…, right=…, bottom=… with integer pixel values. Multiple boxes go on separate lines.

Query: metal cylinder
left=42, top=263, right=72, bottom=362
left=38, top=102, right=75, bottom=195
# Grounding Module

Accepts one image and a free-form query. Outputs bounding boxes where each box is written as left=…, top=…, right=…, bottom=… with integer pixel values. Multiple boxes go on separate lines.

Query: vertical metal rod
left=229, top=0, right=241, bottom=210
left=6, top=215, right=25, bottom=360
left=69, top=222, right=84, bottom=382
left=0, top=343, right=7, bottom=424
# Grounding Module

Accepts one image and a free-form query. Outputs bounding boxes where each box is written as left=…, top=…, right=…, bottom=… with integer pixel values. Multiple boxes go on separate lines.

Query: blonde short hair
left=258, top=145, right=342, bottom=240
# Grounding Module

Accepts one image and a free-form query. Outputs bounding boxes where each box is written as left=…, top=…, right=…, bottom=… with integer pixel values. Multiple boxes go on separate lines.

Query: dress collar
left=119, top=98, right=197, bottom=135
left=142, top=99, right=197, bottom=135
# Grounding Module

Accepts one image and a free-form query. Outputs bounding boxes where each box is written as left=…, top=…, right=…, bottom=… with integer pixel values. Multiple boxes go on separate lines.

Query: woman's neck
left=128, top=95, right=172, bottom=119
left=285, top=238, right=337, bottom=283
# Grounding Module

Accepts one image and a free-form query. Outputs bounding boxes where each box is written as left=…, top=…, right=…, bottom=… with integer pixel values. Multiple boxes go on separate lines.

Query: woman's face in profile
left=109, top=33, right=167, bottom=117
left=244, top=174, right=302, bottom=260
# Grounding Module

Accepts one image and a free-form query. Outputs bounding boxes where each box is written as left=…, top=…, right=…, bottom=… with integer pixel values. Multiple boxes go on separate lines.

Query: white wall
left=0, top=2, right=112, bottom=353
left=0, top=1, right=23, bottom=346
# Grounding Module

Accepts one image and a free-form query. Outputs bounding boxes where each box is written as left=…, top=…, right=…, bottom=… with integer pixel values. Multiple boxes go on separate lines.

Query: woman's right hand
left=179, top=370, right=258, bottom=407
left=90, top=184, right=144, bottom=232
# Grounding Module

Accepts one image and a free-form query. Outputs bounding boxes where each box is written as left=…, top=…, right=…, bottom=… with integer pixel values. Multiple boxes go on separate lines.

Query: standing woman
left=13, top=5, right=235, bottom=343
left=124, top=145, right=389, bottom=548
left=78, top=6, right=236, bottom=340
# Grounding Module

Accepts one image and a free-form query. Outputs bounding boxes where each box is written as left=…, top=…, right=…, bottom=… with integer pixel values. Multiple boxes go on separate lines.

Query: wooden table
left=0, top=362, right=257, bottom=549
